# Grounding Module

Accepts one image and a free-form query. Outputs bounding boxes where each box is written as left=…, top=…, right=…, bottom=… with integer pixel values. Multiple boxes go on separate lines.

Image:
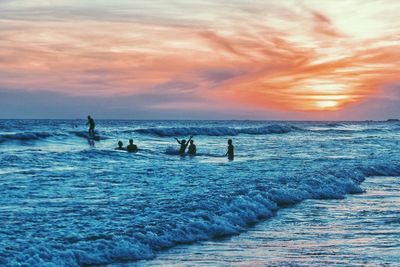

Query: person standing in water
left=226, top=139, right=234, bottom=160
left=127, top=139, right=138, bottom=153
left=87, top=115, right=95, bottom=137
left=188, top=140, right=196, bottom=156
left=175, top=136, right=193, bottom=155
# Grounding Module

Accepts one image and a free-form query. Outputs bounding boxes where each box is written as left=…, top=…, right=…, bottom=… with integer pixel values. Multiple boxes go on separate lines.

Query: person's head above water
left=228, top=139, right=233, bottom=145
left=129, top=139, right=133, bottom=145
left=87, top=115, right=91, bottom=119
left=181, top=140, right=186, bottom=144
left=118, top=141, right=123, bottom=148
left=190, top=140, right=194, bottom=144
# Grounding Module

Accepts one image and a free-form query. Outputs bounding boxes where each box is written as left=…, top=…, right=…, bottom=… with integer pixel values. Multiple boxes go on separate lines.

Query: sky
left=1, top=0, right=400, bottom=120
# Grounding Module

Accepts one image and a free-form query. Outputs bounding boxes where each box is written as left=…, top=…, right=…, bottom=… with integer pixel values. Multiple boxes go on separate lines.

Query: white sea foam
left=1, top=120, right=399, bottom=266
left=135, top=124, right=298, bottom=137
left=5, top=163, right=400, bottom=266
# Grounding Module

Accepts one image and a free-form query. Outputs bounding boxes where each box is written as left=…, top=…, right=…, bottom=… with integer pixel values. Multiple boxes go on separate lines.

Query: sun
left=316, top=100, right=338, bottom=109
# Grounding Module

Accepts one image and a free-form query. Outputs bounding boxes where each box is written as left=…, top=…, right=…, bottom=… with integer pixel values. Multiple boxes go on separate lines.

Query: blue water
left=0, top=120, right=399, bottom=266
left=140, top=175, right=400, bottom=266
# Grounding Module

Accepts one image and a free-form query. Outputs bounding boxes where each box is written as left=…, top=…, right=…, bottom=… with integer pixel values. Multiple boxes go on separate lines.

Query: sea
left=0, top=119, right=399, bottom=266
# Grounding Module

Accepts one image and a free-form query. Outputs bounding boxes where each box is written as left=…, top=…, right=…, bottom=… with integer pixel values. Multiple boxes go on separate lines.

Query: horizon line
left=0, top=118, right=396, bottom=122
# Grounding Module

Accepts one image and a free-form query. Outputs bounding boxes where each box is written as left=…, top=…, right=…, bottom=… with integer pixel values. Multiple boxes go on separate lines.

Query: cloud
left=310, top=10, right=344, bottom=38
left=0, top=0, right=400, bottom=119
left=201, top=69, right=243, bottom=85
left=327, top=84, right=400, bottom=120
left=0, top=88, right=291, bottom=119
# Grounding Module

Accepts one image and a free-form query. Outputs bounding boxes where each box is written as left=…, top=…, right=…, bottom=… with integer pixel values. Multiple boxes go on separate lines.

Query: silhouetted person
left=87, top=115, right=95, bottom=137
left=127, top=139, right=138, bottom=153
left=175, top=135, right=193, bottom=155
left=226, top=139, right=234, bottom=160
left=115, top=141, right=125, bottom=150
left=188, top=140, right=196, bottom=156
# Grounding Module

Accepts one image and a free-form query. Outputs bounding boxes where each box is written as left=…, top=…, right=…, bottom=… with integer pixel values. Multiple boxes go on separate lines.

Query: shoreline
left=135, top=176, right=400, bottom=266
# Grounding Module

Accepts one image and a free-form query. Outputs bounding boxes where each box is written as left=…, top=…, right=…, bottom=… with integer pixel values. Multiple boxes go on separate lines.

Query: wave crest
left=0, top=132, right=52, bottom=143
left=7, top=163, right=400, bottom=266
left=135, top=124, right=298, bottom=137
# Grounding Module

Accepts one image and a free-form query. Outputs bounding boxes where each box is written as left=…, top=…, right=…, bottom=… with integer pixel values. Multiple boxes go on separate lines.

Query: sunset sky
left=1, top=0, right=400, bottom=119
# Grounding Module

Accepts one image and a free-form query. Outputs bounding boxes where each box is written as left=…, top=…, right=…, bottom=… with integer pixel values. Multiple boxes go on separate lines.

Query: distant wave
left=135, top=124, right=299, bottom=137
left=0, top=130, right=110, bottom=144
left=310, top=128, right=385, bottom=134
left=325, top=122, right=345, bottom=127
left=0, top=132, right=52, bottom=143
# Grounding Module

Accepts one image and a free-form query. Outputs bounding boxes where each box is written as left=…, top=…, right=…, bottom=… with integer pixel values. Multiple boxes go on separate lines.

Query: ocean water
left=0, top=120, right=399, bottom=266
left=140, top=175, right=400, bottom=266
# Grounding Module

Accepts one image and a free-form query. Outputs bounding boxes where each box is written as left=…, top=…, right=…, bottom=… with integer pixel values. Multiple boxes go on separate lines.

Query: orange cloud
left=0, top=0, right=400, bottom=113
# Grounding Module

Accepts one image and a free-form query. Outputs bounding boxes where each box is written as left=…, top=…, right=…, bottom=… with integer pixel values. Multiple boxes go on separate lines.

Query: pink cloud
left=0, top=0, right=400, bottom=116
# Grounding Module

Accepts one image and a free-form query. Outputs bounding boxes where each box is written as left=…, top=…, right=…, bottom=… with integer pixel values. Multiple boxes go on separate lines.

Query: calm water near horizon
left=1, top=120, right=399, bottom=266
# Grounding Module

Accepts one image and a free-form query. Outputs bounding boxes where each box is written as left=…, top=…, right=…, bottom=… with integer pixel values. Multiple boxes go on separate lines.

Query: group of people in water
left=87, top=115, right=235, bottom=160
left=115, top=139, right=138, bottom=153
left=113, top=136, right=234, bottom=160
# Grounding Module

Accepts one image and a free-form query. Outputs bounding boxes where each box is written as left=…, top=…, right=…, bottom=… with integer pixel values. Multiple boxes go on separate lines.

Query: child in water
left=226, top=139, right=234, bottom=160
left=115, top=141, right=125, bottom=150
left=175, top=136, right=193, bottom=155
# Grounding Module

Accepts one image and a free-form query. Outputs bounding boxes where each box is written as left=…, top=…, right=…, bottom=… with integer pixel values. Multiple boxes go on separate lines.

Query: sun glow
left=1, top=0, right=400, bottom=115
left=316, top=100, right=338, bottom=109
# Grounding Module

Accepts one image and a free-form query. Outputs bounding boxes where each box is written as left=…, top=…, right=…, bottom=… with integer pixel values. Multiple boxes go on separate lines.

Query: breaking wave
left=0, top=131, right=109, bottom=143
left=135, top=124, right=299, bottom=137
left=7, top=162, right=400, bottom=266
left=310, top=128, right=386, bottom=134
left=0, top=132, right=52, bottom=143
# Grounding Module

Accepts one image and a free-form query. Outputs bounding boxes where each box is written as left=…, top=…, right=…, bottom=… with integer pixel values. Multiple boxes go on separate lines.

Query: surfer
left=115, top=141, right=125, bottom=150
left=225, top=139, right=234, bottom=160
left=175, top=136, right=193, bottom=155
left=127, top=139, right=138, bottom=153
left=188, top=140, right=196, bottom=156
left=87, top=115, right=95, bottom=137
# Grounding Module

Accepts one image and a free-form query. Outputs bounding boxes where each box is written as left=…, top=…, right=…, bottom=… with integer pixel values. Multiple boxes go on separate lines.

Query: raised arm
left=175, top=138, right=182, bottom=144
left=183, top=136, right=193, bottom=150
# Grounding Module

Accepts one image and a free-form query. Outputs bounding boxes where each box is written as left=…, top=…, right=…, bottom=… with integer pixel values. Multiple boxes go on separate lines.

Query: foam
left=135, top=124, right=298, bottom=137
left=310, top=128, right=386, bottom=134
left=2, top=120, right=399, bottom=266
left=7, top=163, right=400, bottom=266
